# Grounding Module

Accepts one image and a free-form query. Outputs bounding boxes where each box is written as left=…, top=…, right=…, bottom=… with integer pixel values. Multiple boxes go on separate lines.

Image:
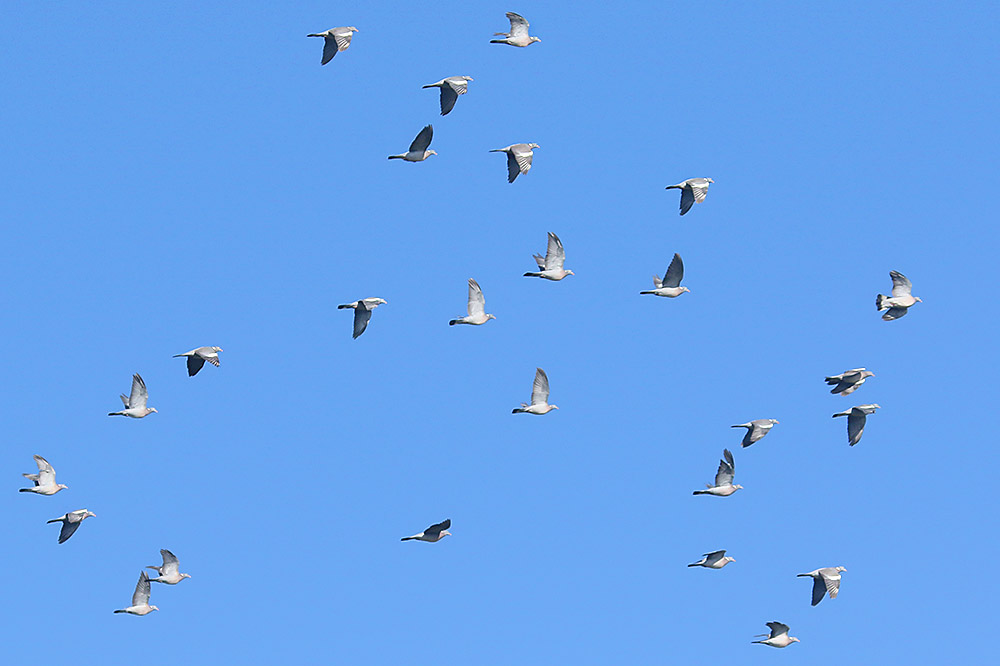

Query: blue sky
left=2, top=1, right=997, bottom=663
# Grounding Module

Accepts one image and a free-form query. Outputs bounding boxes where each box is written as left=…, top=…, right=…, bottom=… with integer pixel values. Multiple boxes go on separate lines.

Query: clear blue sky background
left=2, top=1, right=997, bottom=663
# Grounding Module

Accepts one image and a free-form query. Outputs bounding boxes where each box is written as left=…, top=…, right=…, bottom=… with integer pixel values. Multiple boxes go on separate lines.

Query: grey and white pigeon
left=307, top=27, right=358, bottom=65
left=665, top=178, right=713, bottom=216
left=752, top=622, right=800, bottom=648
left=108, top=374, right=157, bottom=418
left=490, top=12, right=541, bottom=47
left=693, top=449, right=742, bottom=496
left=640, top=253, right=689, bottom=297
left=730, top=419, right=779, bottom=448
left=173, top=347, right=223, bottom=376
left=19, top=455, right=68, bottom=495
left=524, top=232, right=574, bottom=281
left=876, top=270, right=921, bottom=320
left=337, top=298, right=387, bottom=339
left=797, top=567, right=847, bottom=606
left=832, top=404, right=880, bottom=446
left=512, top=368, right=558, bottom=415
left=47, top=509, right=95, bottom=544
left=114, top=571, right=159, bottom=615
left=422, top=76, right=473, bottom=116
left=825, top=368, right=875, bottom=395
left=401, top=519, right=452, bottom=542
left=388, top=125, right=436, bottom=162
left=147, top=549, right=192, bottom=585
left=688, top=550, right=735, bottom=569
left=490, top=143, right=538, bottom=183
left=449, top=279, right=496, bottom=326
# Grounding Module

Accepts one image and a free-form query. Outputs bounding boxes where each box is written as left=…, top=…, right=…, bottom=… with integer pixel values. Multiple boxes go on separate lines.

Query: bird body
left=490, top=12, right=540, bottom=47
left=876, top=270, right=921, bottom=320
left=797, top=566, right=846, bottom=606
left=108, top=373, right=157, bottom=418
left=47, top=509, right=95, bottom=543
left=524, top=232, right=573, bottom=281
left=173, top=346, right=223, bottom=376
left=490, top=143, right=538, bottom=182
left=388, top=125, right=436, bottom=162
left=147, top=549, right=192, bottom=585
left=825, top=368, right=874, bottom=395
left=19, top=455, right=68, bottom=495
left=422, top=76, right=473, bottom=116
left=752, top=622, right=799, bottom=648
left=640, top=253, right=689, bottom=297
left=832, top=404, right=880, bottom=446
left=401, top=519, right=451, bottom=542
left=693, top=449, right=742, bottom=496
left=307, top=26, right=358, bottom=65
left=731, top=419, right=779, bottom=448
left=665, top=177, right=713, bottom=215
left=337, top=297, right=387, bottom=339
left=688, top=550, right=735, bottom=569
left=512, top=368, right=558, bottom=414
left=449, top=279, right=495, bottom=325
left=114, top=571, right=159, bottom=615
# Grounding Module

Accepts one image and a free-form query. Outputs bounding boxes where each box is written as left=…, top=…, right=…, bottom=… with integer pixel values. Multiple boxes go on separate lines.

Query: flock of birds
left=16, top=11, right=927, bottom=644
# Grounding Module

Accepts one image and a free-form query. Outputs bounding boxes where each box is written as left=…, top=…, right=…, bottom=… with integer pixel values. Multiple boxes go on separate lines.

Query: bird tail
left=46, top=518, right=60, bottom=524
left=796, top=573, right=809, bottom=577
left=421, top=84, right=435, bottom=89
left=18, top=488, right=32, bottom=493
left=387, top=155, right=404, bottom=160
left=306, top=33, right=323, bottom=37
left=731, top=423, right=749, bottom=428
left=172, top=353, right=186, bottom=358
left=523, top=272, right=541, bottom=277
left=876, top=294, right=885, bottom=310
left=108, top=411, right=124, bottom=416
left=113, top=609, right=127, bottom=614
left=639, top=290, right=656, bottom=295
left=832, top=411, right=849, bottom=418
left=665, top=185, right=681, bottom=190
left=488, top=149, right=505, bottom=153
left=448, top=320, right=458, bottom=326
left=489, top=38, right=506, bottom=43
left=400, top=536, right=416, bottom=541
left=692, top=490, right=707, bottom=495
left=512, top=408, right=525, bottom=414
left=687, top=563, right=699, bottom=567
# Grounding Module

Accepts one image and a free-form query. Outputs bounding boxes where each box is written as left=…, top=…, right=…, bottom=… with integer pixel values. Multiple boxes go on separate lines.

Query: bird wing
left=506, top=12, right=530, bottom=38
left=333, top=30, right=354, bottom=52
left=704, top=550, right=726, bottom=563
left=439, top=86, right=459, bottom=116
left=679, top=186, right=695, bottom=215
left=531, top=368, right=550, bottom=405
left=320, top=36, right=339, bottom=65
left=58, top=520, right=81, bottom=544
left=847, top=409, right=867, bottom=445
left=505, top=152, right=521, bottom=183
left=353, top=301, right=373, bottom=339
left=822, top=569, right=842, bottom=599
left=132, top=571, right=151, bottom=606
left=467, top=279, right=485, bottom=316
left=160, top=549, right=179, bottom=576
left=767, top=622, right=790, bottom=638
left=446, top=77, right=470, bottom=95
left=810, top=576, right=827, bottom=606
left=652, top=275, right=663, bottom=289
left=511, top=144, right=534, bottom=174
left=544, top=232, right=565, bottom=270
left=129, top=374, right=148, bottom=409
left=532, top=253, right=546, bottom=270
left=690, top=179, right=710, bottom=203
left=409, top=125, right=433, bottom=153
left=425, top=519, right=451, bottom=537
left=882, top=306, right=909, bottom=320
left=187, top=356, right=206, bottom=376
left=662, top=253, right=684, bottom=288
left=34, top=455, right=56, bottom=486
left=889, top=270, right=912, bottom=297
left=715, top=449, right=735, bottom=486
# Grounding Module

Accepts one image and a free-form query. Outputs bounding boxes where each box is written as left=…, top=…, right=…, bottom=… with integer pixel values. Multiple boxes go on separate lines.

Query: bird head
left=550, top=405, right=559, bottom=410
left=148, top=408, right=158, bottom=414
left=530, top=36, right=541, bottom=44
left=487, top=314, right=497, bottom=320
left=790, top=637, right=800, bottom=643
left=528, top=143, right=540, bottom=149
left=440, top=531, right=452, bottom=539
left=212, top=347, right=224, bottom=353
left=182, top=573, right=192, bottom=579
left=734, top=485, right=744, bottom=491
left=706, top=178, right=715, bottom=183
left=771, top=419, right=780, bottom=424
left=464, top=76, right=474, bottom=81
left=914, top=296, right=923, bottom=302
left=727, top=556, right=736, bottom=563
left=375, top=298, right=387, bottom=305
left=85, top=511, right=97, bottom=519
left=680, top=286, right=691, bottom=294
left=426, top=150, right=438, bottom=157
left=150, top=605, right=160, bottom=612
left=348, top=27, right=359, bottom=33
left=837, top=566, right=847, bottom=572
left=565, top=270, right=575, bottom=277
left=57, top=484, right=69, bottom=491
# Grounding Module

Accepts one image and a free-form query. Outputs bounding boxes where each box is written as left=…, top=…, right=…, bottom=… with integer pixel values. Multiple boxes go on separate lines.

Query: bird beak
left=88, top=512, right=97, bottom=518
left=150, top=408, right=158, bottom=413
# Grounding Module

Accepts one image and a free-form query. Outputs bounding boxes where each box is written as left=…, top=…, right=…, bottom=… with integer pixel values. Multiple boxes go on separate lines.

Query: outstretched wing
left=34, top=455, right=56, bottom=486
left=662, top=253, right=684, bottom=288
left=332, top=30, right=354, bottom=52
left=506, top=152, right=520, bottom=183
left=506, top=12, right=530, bottom=39
left=679, top=186, right=695, bottom=215
left=690, top=179, right=710, bottom=203
left=439, top=86, right=459, bottom=116
left=129, top=374, right=148, bottom=409
left=353, top=301, right=373, bottom=339
left=187, top=356, right=206, bottom=376
left=544, top=232, right=565, bottom=270
left=889, top=270, right=912, bottom=297
left=511, top=144, right=534, bottom=175
left=530, top=368, right=550, bottom=406
left=132, top=571, right=151, bottom=606
left=766, top=622, right=790, bottom=639
left=811, top=577, right=827, bottom=606
left=715, top=449, right=735, bottom=487
left=160, top=549, right=180, bottom=576
left=467, top=279, right=485, bottom=316
left=58, top=520, right=81, bottom=544
left=425, top=519, right=451, bottom=537
left=847, top=410, right=867, bottom=445
left=409, top=125, right=433, bottom=153
left=321, top=36, right=339, bottom=65
left=882, top=306, right=908, bottom=321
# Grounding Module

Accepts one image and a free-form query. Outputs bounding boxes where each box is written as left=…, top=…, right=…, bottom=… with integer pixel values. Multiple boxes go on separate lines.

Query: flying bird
left=687, top=550, right=735, bottom=569
left=147, top=549, right=192, bottom=585
left=401, top=519, right=452, bottom=542
left=512, top=368, right=558, bottom=415
left=114, top=571, right=159, bottom=615
left=693, top=449, right=742, bottom=496
left=490, top=12, right=541, bottom=47
left=306, top=26, right=358, bottom=65
left=388, top=124, right=436, bottom=162
left=422, top=76, right=473, bottom=116
left=449, top=279, right=496, bottom=326
left=490, top=143, right=538, bottom=183
left=47, top=509, right=95, bottom=544
left=730, top=419, right=779, bottom=448
left=173, top=347, right=223, bottom=376
left=752, top=622, right=800, bottom=648
left=19, top=455, right=68, bottom=495
left=665, top=178, right=713, bottom=216
left=337, top=298, right=387, bottom=339
left=876, top=270, right=921, bottom=320
left=797, top=566, right=847, bottom=606
left=825, top=368, right=875, bottom=396
left=524, top=232, right=574, bottom=281
left=640, top=253, right=689, bottom=297
left=832, top=404, right=880, bottom=446
left=108, top=373, right=157, bottom=418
